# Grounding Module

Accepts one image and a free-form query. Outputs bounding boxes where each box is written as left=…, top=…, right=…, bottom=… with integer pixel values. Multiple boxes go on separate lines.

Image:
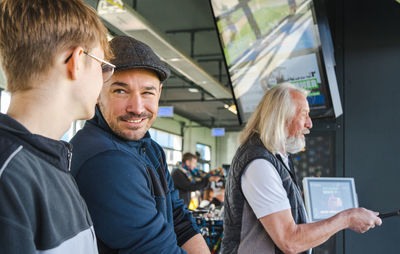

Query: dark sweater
left=70, top=106, right=199, bottom=254
left=171, top=167, right=209, bottom=206
left=0, top=113, right=98, bottom=254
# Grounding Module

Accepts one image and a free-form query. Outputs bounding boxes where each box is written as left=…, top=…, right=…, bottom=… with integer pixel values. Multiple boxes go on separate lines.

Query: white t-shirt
left=241, top=156, right=291, bottom=219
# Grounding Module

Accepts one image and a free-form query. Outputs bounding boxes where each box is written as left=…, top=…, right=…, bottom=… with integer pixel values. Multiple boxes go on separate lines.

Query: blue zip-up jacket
left=70, top=107, right=199, bottom=254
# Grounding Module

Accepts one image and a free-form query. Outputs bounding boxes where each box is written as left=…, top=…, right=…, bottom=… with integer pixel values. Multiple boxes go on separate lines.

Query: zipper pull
left=67, top=150, right=72, bottom=171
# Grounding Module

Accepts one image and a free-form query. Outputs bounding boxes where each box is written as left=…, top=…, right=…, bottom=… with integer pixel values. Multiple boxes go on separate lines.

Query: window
left=196, top=143, right=211, bottom=172
left=61, top=120, right=86, bottom=142
left=149, top=128, right=182, bottom=171
left=0, top=89, right=10, bottom=114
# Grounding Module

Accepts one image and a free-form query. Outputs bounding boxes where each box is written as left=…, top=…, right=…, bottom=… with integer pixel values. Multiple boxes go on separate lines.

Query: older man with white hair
left=221, top=83, right=382, bottom=254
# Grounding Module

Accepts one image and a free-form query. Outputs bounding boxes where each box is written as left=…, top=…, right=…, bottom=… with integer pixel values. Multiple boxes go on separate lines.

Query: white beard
left=285, top=129, right=309, bottom=154
left=285, top=135, right=305, bottom=154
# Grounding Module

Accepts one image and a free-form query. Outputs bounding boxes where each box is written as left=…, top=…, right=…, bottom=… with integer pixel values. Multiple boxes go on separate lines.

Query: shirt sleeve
left=241, top=159, right=291, bottom=219
left=0, top=217, right=35, bottom=254
left=171, top=169, right=208, bottom=192
left=75, top=150, right=185, bottom=254
left=0, top=186, right=35, bottom=254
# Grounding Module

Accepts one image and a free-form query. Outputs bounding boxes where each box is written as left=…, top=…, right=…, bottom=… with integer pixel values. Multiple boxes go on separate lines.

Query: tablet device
left=303, top=177, right=358, bottom=222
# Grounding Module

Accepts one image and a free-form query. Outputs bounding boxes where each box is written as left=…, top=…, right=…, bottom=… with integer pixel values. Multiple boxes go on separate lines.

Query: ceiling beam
left=160, top=98, right=232, bottom=103
left=197, top=58, right=223, bottom=62
left=167, top=70, right=215, bottom=98
left=193, top=53, right=221, bottom=58
left=165, top=27, right=215, bottom=34
left=171, top=106, right=241, bottom=131
left=162, top=85, right=191, bottom=90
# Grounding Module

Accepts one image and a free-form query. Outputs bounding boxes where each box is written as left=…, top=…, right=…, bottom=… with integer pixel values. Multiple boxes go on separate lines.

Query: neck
left=278, top=151, right=288, bottom=158
left=277, top=148, right=287, bottom=157
left=7, top=86, right=75, bottom=140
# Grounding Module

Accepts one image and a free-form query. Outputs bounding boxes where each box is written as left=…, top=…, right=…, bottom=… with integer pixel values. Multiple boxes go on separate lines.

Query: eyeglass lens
left=102, top=64, right=114, bottom=82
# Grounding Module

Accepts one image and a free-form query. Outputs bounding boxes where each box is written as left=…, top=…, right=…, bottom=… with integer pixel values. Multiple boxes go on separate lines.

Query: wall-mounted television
left=157, top=106, right=174, bottom=117
left=209, top=0, right=342, bottom=123
left=211, top=128, right=225, bottom=136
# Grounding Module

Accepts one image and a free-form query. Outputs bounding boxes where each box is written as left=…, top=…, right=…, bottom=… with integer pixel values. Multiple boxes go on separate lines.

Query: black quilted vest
left=221, top=134, right=309, bottom=254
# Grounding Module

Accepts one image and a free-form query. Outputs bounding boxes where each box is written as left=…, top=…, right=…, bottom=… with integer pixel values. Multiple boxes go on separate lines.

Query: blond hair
left=239, top=83, right=309, bottom=153
left=0, top=0, right=111, bottom=93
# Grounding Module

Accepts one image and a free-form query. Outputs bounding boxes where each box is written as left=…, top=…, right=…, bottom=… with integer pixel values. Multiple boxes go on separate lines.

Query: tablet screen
left=303, top=177, right=358, bottom=222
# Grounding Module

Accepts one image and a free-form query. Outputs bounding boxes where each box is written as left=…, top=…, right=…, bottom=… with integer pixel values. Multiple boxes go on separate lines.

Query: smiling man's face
left=98, top=68, right=162, bottom=141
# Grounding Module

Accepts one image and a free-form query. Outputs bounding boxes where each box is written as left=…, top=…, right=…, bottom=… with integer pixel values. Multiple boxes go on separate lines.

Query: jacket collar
left=88, top=105, right=152, bottom=147
left=0, top=113, right=71, bottom=171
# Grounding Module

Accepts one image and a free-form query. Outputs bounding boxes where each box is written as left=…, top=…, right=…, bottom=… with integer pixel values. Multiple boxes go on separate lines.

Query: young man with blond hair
left=0, top=0, right=113, bottom=253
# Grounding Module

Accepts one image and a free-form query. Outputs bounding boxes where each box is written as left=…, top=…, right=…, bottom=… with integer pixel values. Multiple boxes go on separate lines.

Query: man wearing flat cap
left=70, top=36, right=210, bottom=254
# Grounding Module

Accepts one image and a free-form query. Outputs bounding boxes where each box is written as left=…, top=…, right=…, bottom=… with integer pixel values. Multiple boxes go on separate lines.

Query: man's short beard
left=285, top=135, right=305, bottom=154
left=98, top=100, right=150, bottom=141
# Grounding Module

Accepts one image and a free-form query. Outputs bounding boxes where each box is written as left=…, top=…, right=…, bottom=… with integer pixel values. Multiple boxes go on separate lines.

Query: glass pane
left=203, top=163, right=210, bottom=173
left=171, top=134, right=182, bottom=150
left=163, top=148, right=182, bottom=171
left=173, top=135, right=182, bottom=150
left=0, top=90, right=10, bottom=114
left=75, top=120, right=86, bottom=133
left=196, top=143, right=211, bottom=161
left=195, top=144, right=202, bottom=158
left=150, top=128, right=182, bottom=151
left=173, top=150, right=182, bottom=165
left=61, top=123, right=74, bottom=142
left=204, top=146, right=211, bottom=161
left=149, top=128, right=156, bottom=138
left=164, top=149, right=172, bottom=165
left=156, top=130, right=169, bottom=148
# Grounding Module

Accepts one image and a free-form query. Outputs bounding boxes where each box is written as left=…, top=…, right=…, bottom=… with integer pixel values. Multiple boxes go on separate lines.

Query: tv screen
left=157, top=106, right=174, bottom=117
left=303, top=177, right=358, bottom=222
left=211, top=128, right=225, bottom=136
left=209, top=0, right=342, bottom=123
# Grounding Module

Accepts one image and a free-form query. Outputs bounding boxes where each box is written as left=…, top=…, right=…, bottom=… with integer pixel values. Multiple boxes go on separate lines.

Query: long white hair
left=239, top=83, right=309, bottom=154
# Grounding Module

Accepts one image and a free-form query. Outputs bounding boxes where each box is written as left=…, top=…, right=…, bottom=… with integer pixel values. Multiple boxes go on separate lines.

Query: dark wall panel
left=341, top=0, right=400, bottom=253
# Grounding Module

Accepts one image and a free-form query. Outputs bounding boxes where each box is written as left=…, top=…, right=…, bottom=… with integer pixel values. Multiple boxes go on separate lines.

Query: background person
left=222, top=83, right=382, bottom=254
left=172, top=152, right=221, bottom=207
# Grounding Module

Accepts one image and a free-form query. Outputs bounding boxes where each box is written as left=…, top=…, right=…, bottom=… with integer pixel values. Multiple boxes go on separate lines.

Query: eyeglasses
left=83, top=51, right=116, bottom=82
left=64, top=51, right=116, bottom=82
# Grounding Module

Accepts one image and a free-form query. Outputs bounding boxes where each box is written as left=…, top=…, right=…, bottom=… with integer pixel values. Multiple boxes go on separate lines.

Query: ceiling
left=89, top=0, right=242, bottom=131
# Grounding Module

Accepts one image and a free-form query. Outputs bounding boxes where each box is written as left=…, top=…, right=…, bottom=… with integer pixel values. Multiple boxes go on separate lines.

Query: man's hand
left=342, top=208, right=382, bottom=233
left=259, top=207, right=383, bottom=253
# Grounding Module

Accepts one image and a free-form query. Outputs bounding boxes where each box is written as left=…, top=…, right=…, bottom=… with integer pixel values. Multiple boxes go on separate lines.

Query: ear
left=97, top=92, right=102, bottom=105
left=158, top=83, right=163, bottom=98
left=66, top=47, right=84, bottom=81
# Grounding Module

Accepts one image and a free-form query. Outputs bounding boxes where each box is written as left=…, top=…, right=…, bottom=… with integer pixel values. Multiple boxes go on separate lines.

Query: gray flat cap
left=109, top=35, right=170, bottom=82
